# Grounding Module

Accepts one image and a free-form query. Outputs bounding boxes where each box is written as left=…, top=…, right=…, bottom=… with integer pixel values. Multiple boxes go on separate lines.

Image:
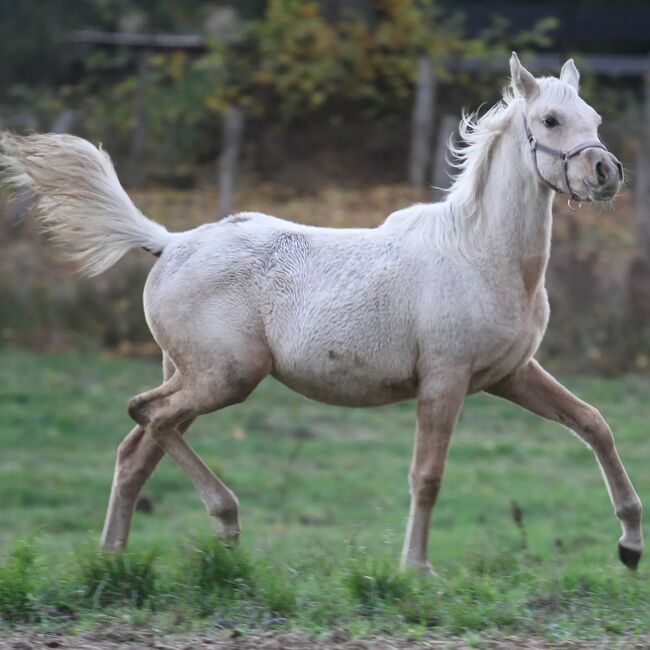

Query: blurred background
left=2, top=0, right=650, bottom=373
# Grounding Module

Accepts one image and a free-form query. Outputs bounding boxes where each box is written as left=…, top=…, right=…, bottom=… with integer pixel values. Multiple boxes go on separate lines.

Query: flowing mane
left=446, top=89, right=518, bottom=223
left=384, top=88, right=519, bottom=257
left=385, top=79, right=576, bottom=258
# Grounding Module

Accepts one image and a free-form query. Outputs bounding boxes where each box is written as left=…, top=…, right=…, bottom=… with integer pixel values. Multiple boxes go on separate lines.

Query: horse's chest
left=469, top=289, right=549, bottom=392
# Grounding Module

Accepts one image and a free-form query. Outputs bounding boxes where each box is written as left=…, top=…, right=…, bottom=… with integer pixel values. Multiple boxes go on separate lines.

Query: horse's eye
left=543, top=115, right=559, bottom=128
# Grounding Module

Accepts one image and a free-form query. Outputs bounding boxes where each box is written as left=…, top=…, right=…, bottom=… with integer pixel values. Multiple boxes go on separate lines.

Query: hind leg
left=102, top=356, right=194, bottom=551
left=127, top=349, right=270, bottom=541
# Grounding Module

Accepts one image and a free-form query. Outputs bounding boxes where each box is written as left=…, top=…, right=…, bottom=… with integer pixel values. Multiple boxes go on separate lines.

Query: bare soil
left=0, top=627, right=645, bottom=650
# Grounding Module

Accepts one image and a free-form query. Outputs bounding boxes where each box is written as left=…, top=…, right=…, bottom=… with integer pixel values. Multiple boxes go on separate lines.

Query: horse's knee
left=410, top=471, right=442, bottom=507
left=576, top=405, right=614, bottom=450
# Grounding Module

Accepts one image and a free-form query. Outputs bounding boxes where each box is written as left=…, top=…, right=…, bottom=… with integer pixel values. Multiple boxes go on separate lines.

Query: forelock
left=537, top=77, right=578, bottom=105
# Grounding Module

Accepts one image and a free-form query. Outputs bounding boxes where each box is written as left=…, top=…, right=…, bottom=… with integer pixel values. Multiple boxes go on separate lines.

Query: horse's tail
left=0, top=132, right=174, bottom=276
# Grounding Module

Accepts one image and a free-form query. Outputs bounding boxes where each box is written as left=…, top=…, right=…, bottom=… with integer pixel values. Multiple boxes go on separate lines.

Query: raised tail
left=0, top=132, right=173, bottom=276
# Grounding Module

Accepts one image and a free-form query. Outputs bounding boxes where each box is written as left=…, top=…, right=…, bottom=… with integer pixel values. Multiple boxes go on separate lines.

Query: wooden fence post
left=408, top=53, right=437, bottom=188
left=51, top=109, right=79, bottom=134
left=431, top=113, right=458, bottom=201
left=128, top=51, right=150, bottom=186
left=218, top=105, right=245, bottom=219
left=635, top=64, right=650, bottom=259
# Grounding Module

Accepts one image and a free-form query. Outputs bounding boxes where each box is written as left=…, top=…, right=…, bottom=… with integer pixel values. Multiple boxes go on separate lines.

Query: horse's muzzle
left=583, top=151, right=623, bottom=201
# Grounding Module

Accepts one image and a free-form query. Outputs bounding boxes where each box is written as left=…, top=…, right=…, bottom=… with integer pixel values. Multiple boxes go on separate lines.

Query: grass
left=0, top=347, right=649, bottom=642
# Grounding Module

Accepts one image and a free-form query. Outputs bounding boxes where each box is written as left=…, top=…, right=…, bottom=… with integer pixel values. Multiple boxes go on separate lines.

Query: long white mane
left=384, top=89, right=518, bottom=257
left=386, top=79, right=574, bottom=258
left=445, top=89, right=518, bottom=230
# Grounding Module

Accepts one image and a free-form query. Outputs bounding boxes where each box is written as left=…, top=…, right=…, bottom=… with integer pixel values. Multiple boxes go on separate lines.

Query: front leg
left=488, top=359, right=643, bottom=569
left=401, top=372, right=468, bottom=575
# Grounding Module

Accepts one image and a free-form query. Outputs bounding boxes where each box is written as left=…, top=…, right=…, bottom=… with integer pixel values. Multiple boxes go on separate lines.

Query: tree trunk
left=218, top=106, right=245, bottom=219
left=635, top=66, right=650, bottom=259
left=408, top=54, right=436, bottom=188
left=127, top=51, right=150, bottom=187
left=51, top=109, right=80, bottom=134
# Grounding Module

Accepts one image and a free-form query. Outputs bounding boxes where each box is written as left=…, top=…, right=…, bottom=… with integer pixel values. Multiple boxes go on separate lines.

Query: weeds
left=256, top=565, right=297, bottom=617
left=176, top=537, right=253, bottom=616
left=76, top=547, right=157, bottom=608
left=345, top=552, right=414, bottom=611
left=182, top=537, right=252, bottom=596
left=0, top=539, right=37, bottom=622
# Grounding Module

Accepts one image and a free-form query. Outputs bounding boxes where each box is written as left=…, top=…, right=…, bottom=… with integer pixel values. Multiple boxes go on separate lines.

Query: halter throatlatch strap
left=522, top=114, right=621, bottom=203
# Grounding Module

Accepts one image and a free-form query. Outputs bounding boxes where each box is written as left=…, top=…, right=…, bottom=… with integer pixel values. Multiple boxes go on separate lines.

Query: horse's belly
left=271, top=350, right=418, bottom=407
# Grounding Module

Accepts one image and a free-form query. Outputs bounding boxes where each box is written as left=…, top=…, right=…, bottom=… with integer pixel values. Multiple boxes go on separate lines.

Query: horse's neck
left=479, top=114, right=554, bottom=267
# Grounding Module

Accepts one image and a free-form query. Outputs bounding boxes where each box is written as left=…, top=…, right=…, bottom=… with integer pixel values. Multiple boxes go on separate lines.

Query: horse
left=0, top=52, right=642, bottom=575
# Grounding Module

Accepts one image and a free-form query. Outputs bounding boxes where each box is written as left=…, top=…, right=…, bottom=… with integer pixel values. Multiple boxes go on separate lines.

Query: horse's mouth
left=583, top=177, right=620, bottom=202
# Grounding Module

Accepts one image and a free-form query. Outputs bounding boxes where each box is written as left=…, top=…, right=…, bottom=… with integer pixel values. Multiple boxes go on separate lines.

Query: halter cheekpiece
left=522, top=113, right=622, bottom=206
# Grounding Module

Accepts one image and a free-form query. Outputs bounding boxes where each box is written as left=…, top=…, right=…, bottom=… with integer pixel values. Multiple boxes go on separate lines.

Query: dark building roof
left=442, top=1, right=650, bottom=55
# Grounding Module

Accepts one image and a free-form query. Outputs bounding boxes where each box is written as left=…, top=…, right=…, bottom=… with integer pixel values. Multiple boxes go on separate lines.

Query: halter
left=522, top=113, right=622, bottom=207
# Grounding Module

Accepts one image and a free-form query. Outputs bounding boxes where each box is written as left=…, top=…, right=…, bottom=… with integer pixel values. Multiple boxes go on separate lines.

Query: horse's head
left=509, top=52, right=623, bottom=203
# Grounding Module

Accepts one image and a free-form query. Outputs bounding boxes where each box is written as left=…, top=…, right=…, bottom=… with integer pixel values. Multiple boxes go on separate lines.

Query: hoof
left=618, top=543, right=641, bottom=570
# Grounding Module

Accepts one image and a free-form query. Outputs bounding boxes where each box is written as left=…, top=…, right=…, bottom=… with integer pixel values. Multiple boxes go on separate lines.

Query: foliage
left=0, top=0, right=563, bottom=174
left=0, top=539, right=37, bottom=622
left=250, top=0, right=452, bottom=123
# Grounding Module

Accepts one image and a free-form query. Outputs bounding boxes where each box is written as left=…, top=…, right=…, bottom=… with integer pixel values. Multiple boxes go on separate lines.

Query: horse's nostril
left=595, top=161, right=607, bottom=185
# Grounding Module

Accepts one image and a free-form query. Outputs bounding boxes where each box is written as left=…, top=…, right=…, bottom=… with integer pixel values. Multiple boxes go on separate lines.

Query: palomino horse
left=1, top=53, right=642, bottom=574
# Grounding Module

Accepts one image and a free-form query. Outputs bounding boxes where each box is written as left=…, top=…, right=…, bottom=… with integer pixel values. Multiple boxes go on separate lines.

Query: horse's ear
left=509, top=52, right=539, bottom=101
left=560, top=58, right=580, bottom=91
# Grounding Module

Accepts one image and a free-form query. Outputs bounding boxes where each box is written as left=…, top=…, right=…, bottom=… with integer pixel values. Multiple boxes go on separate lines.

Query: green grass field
left=0, top=348, right=649, bottom=644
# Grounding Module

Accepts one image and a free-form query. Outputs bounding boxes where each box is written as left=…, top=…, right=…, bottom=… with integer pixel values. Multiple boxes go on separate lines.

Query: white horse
left=1, top=53, right=642, bottom=574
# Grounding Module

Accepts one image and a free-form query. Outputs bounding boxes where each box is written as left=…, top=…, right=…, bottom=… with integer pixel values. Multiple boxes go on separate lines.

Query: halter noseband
left=522, top=113, right=622, bottom=204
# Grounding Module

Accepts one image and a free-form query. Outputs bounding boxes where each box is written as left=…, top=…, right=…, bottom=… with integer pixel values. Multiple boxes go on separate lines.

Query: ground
left=0, top=349, right=649, bottom=647
left=3, top=627, right=647, bottom=649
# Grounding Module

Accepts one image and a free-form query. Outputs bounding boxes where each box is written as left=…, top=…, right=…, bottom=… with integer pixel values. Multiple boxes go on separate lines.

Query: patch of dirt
left=0, top=626, right=645, bottom=650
